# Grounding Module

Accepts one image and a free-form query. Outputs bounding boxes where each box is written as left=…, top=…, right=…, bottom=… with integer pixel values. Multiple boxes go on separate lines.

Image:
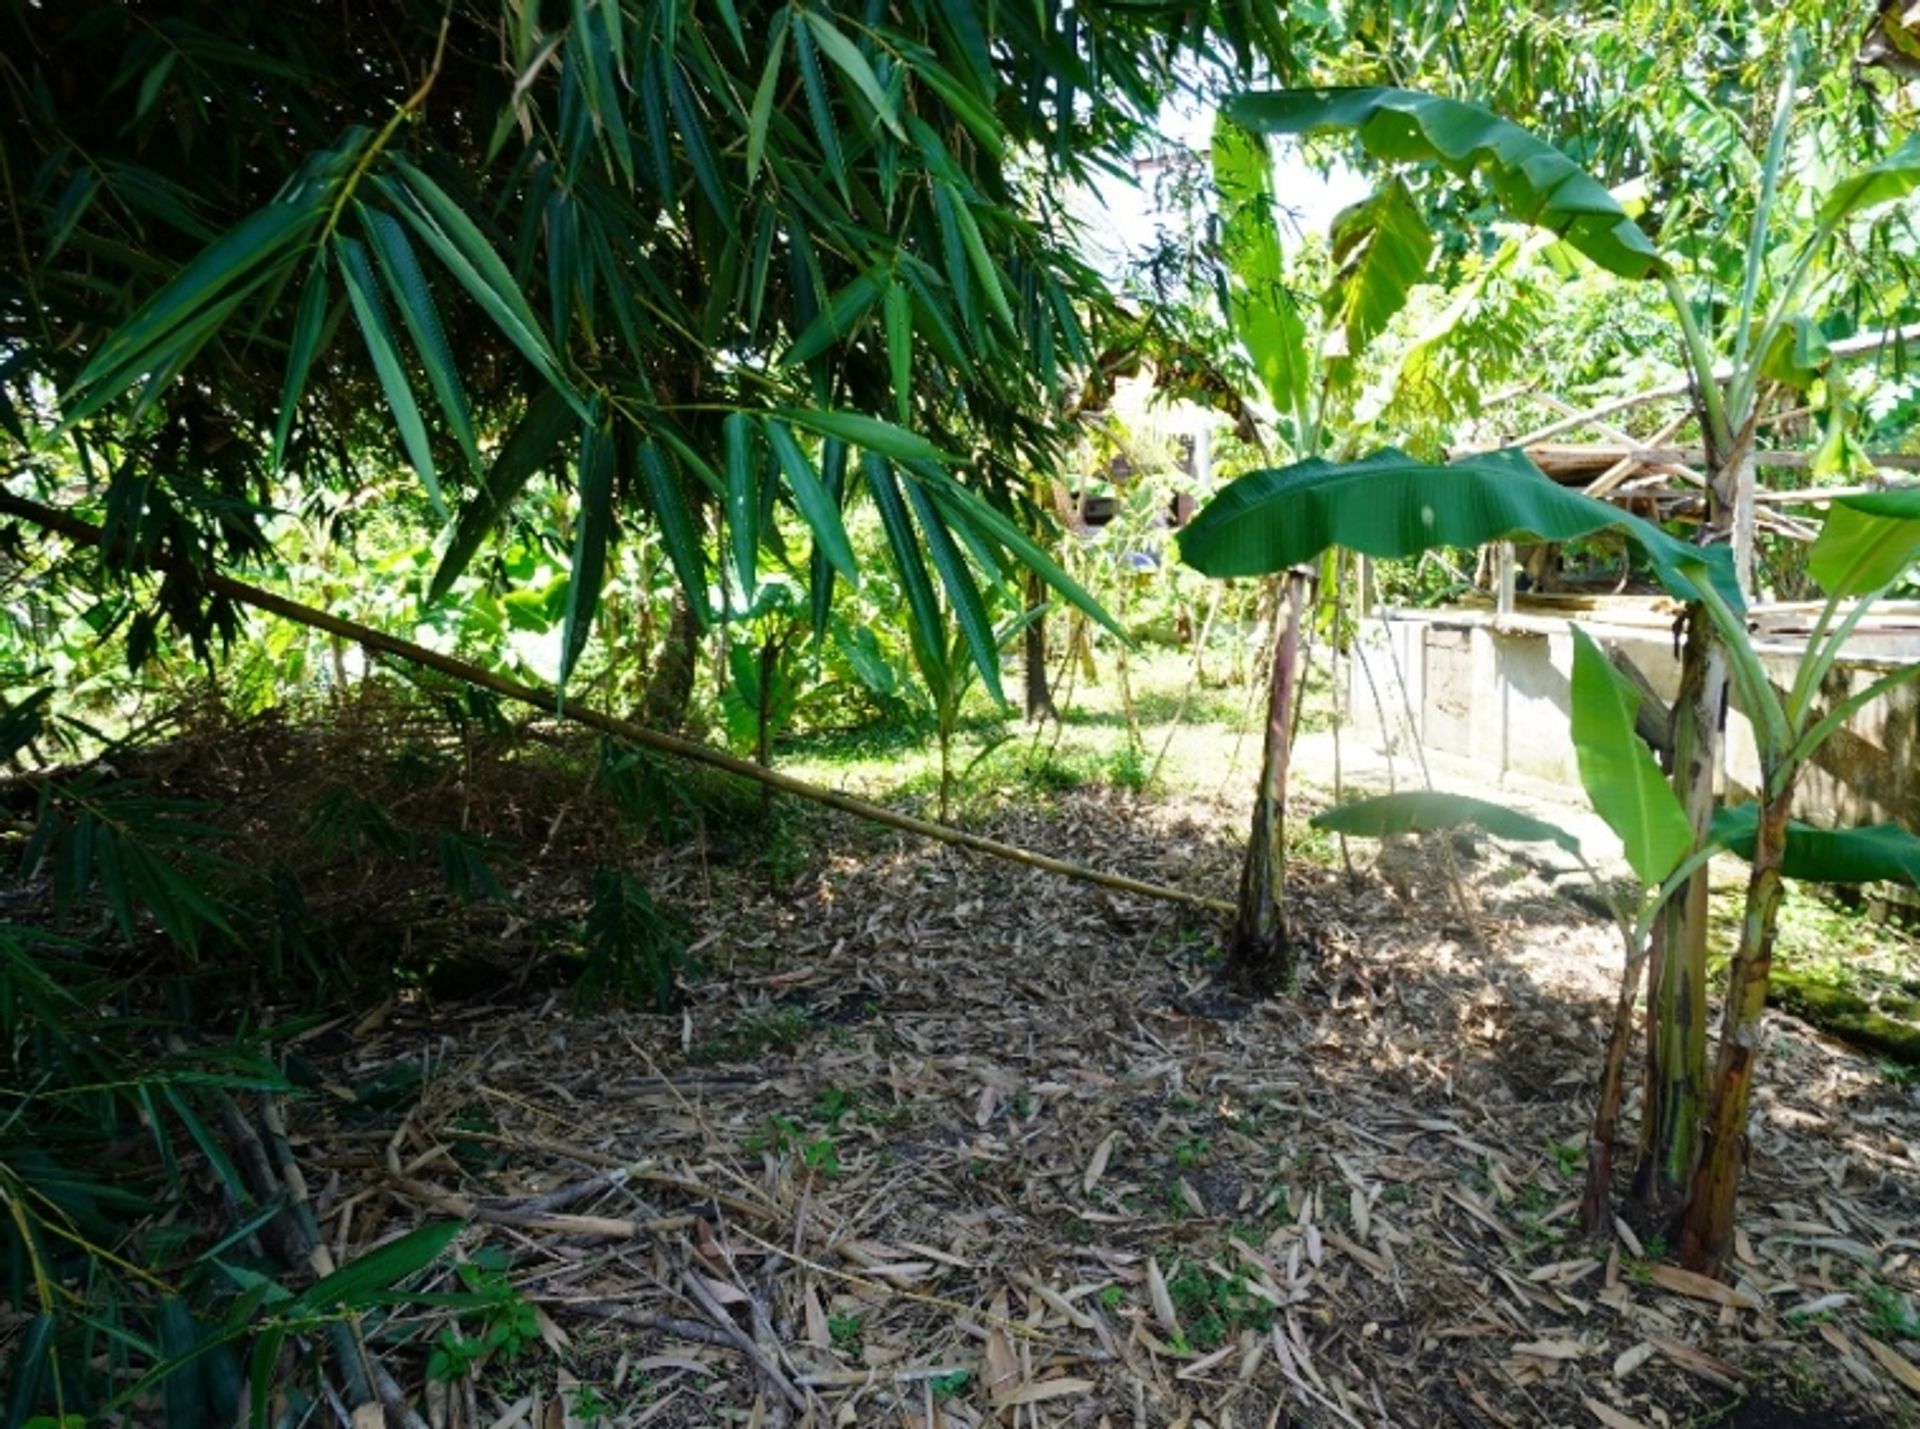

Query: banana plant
left=1206, top=114, right=1435, bottom=990
left=1206, top=74, right=1920, bottom=1270
left=1181, top=441, right=1920, bottom=1265
left=1221, top=76, right=1920, bottom=1220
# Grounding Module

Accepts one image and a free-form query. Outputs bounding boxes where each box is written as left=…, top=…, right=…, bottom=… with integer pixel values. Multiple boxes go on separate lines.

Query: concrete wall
left=1345, top=606, right=1920, bottom=831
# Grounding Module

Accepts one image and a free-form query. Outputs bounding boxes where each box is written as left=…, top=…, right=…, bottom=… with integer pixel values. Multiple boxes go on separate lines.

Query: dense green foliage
left=4, top=0, right=1920, bottom=1417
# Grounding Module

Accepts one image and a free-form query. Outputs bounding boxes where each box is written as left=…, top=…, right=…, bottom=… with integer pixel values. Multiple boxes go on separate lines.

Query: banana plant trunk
left=1678, top=780, right=1794, bottom=1270
left=1226, top=572, right=1307, bottom=994
left=1634, top=604, right=1724, bottom=1215
left=1582, top=928, right=1654, bottom=1232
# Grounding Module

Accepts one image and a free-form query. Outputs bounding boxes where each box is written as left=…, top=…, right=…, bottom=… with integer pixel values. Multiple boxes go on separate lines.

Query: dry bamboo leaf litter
left=284, top=788, right=1919, bottom=1427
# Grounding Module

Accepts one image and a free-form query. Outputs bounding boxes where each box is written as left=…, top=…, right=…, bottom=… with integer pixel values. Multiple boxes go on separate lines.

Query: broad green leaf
left=1757, top=314, right=1832, bottom=391
left=560, top=408, right=616, bottom=691
left=1225, top=87, right=1664, bottom=281
left=774, top=406, right=955, bottom=465
left=290, top=1222, right=461, bottom=1316
left=1570, top=627, right=1691, bottom=886
left=1712, top=804, right=1920, bottom=885
left=1311, top=791, right=1579, bottom=854
left=334, top=234, right=444, bottom=517
left=1211, top=114, right=1309, bottom=424
left=1324, top=176, right=1431, bottom=366
left=430, top=387, right=575, bottom=602
left=723, top=411, right=758, bottom=599
left=800, top=10, right=906, bottom=140
left=1177, top=446, right=1743, bottom=612
left=639, top=438, right=710, bottom=628
left=884, top=277, right=913, bottom=424
left=1807, top=487, right=1920, bottom=597
left=270, top=254, right=331, bottom=471
left=362, top=205, right=480, bottom=468
left=1815, top=133, right=1920, bottom=230
left=903, top=478, right=1004, bottom=702
left=764, top=418, right=859, bottom=583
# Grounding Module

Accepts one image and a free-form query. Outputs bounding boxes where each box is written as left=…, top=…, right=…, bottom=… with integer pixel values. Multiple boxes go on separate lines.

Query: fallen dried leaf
left=1862, top=1335, right=1920, bottom=1398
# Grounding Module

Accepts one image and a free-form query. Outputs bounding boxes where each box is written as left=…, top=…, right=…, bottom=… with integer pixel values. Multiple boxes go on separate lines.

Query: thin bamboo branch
left=0, top=491, right=1234, bottom=917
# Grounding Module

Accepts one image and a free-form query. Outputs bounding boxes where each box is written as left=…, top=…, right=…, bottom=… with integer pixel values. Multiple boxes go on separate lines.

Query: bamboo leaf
left=290, top=1222, right=461, bottom=1316
left=773, top=406, right=954, bottom=464
left=638, top=438, right=710, bottom=628
left=430, top=387, right=575, bottom=602
left=560, top=408, right=617, bottom=691
left=667, top=61, right=737, bottom=235
left=764, top=417, right=859, bottom=582
left=809, top=435, right=851, bottom=637
left=791, top=17, right=848, bottom=197
left=724, top=411, right=759, bottom=599
left=1312, top=791, right=1580, bottom=854
left=1225, top=87, right=1664, bottom=281
left=362, top=206, right=480, bottom=468
left=377, top=161, right=581, bottom=411
left=572, top=0, right=634, bottom=183
left=333, top=234, right=445, bottom=517
left=70, top=198, right=319, bottom=407
left=864, top=452, right=946, bottom=681
left=903, top=477, right=1004, bottom=702
left=1570, top=627, right=1692, bottom=886
left=884, top=277, right=913, bottom=424
left=946, top=186, right=1016, bottom=333
left=270, top=254, right=331, bottom=471
left=745, top=15, right=790, bottom=183
left=909, top=464, right=1126, bottom=641
left=782, top=266, right=886, bottom=367
left=800, top=9, right=906, bottom=140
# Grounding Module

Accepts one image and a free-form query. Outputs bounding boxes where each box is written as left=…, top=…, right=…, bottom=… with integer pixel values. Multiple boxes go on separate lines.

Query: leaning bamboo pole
left=0, top=490, right=1233, bottom=917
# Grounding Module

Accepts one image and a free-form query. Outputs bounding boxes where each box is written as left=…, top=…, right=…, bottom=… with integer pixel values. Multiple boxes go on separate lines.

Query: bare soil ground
left=295, top=785, right=1920, bottom=1428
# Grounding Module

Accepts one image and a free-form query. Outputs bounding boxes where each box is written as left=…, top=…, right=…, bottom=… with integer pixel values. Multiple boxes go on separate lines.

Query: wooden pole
left=0, top=491, right=1234, bottom=918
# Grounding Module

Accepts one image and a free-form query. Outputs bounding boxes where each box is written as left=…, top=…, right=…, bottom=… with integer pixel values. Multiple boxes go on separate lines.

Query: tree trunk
left=1224, top=573, right=1306, bottom=995
left=1677, top=782, right=1794, bottom=1272
left=640, top=590, right=700, bottom=734
left=1024, top=568, right=1053, bottom=722
left=1633, top=604, right=1723, bottom=1216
